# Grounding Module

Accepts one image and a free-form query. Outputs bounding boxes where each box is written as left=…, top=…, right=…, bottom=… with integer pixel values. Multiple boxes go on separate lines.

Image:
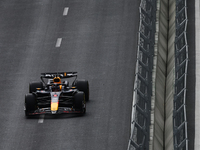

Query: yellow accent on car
left=51, top=102, right=58, bottom=111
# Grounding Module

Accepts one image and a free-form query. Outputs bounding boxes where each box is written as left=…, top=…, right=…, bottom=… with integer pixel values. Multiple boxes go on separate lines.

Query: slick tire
left=29, top=81, right=43, bottom=93
left=74, top=91, right=85, bottom=113
left=75, top=80, right=89, bottom=101
left=25, top=94, right=36, bottom=116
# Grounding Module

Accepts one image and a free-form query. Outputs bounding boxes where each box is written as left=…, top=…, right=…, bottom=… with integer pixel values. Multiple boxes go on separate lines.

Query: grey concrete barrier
left=128, top=0, right=188, bottom=149
left=164, top=0, right=176, bottom=149
left=149, top=0, right=169, bottom=149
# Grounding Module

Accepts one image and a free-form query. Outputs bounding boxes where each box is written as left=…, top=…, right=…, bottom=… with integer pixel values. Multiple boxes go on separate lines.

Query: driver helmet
left=53, top=77, right=61, bottom=84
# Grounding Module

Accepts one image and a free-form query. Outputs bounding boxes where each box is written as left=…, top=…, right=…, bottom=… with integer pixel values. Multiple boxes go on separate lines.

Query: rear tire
left=75, top=80, right=89, bottom=101
left=74, top=91, right=85, bottom=113
left=29, top=82, right=43, bottom=93
left=25, top=94, right=37, bottom=116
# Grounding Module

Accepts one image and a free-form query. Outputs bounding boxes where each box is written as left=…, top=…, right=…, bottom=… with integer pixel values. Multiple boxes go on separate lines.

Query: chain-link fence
left=174, top=0, right=188, bottom=149
left=127, top=0, right=156, bottom=149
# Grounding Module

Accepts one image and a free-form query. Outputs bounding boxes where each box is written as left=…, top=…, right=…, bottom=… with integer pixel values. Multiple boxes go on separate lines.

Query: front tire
left=25, top=94, right=37, bottom=116
left=75, top=80, right=89, bottom=101
left=74, top=91, right=86, bottom=113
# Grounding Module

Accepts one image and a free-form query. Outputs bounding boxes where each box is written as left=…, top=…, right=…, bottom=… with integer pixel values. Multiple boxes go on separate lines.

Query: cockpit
left=49, top=77, right=62, bottom=91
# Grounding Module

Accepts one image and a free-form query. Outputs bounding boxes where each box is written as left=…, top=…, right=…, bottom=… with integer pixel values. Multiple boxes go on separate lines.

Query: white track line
left=195, top=0, right=200, bottom=149
left=38, top=114, right=45, bottom=123
left=63, top=7, right=69, bottom=16
left=55, top=38, right=62, bottom=47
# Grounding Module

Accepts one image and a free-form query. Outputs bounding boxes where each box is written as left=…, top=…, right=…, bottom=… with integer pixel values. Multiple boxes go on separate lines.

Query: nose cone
left=51, top=102, right=58, bottom=112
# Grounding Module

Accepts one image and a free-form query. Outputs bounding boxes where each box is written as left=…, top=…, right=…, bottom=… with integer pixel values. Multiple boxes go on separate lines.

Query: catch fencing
left=174, top=0, right=188, bottom=149
left=127, top=0, right=156, bottom=149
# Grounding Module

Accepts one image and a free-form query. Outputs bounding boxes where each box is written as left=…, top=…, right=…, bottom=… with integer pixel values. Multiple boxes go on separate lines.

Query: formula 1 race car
left=24, top=72, right=89, bottom=116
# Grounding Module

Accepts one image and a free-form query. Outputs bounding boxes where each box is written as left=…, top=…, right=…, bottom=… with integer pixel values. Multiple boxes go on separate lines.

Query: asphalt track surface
left=0, top=1, right=140, bottom=150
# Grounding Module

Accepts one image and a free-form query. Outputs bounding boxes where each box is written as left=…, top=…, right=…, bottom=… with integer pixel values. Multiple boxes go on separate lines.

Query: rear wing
left=40, top=72, right=77, bottom=85
left=41, top=72, right=77, bottom=79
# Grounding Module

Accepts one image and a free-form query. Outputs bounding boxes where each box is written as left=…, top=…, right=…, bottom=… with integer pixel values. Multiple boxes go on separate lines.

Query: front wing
left=25, top=107, right=85, bottom=115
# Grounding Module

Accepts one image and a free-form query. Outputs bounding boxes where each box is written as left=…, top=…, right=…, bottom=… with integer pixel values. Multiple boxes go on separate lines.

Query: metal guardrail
left=127, top=0, right=156, bottom=149
left=174, top=0, right=188, bottom=149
